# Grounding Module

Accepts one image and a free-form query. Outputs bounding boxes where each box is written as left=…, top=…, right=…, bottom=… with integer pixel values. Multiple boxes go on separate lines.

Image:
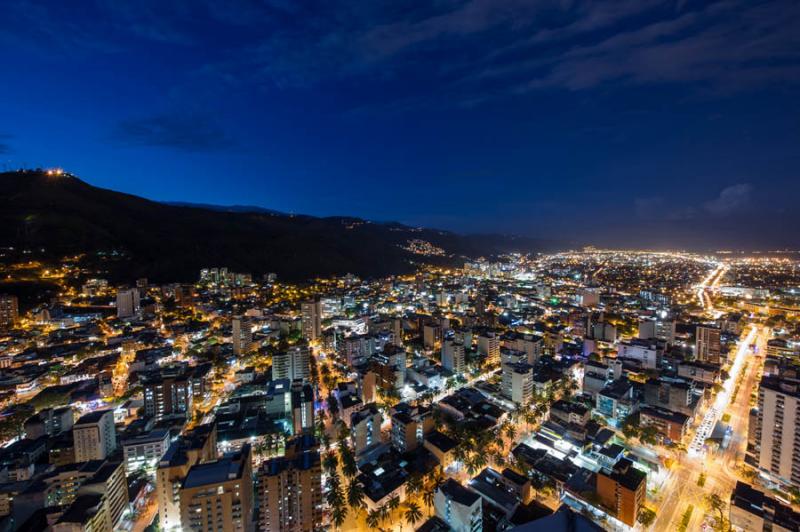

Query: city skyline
left=1, top=0, right=799, bottom=249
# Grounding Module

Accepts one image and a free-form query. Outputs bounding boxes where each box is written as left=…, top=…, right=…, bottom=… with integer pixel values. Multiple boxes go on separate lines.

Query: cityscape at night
left=1, top=1, right=800, bottom=532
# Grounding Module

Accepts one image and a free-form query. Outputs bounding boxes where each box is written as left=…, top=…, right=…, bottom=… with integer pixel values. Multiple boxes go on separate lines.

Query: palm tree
left=406, top=475, right=423, bottom=501
left=326, top=474, right=344, bottom=508
left=493, top=452, right=506, bottom=468
left=366, top=509, right=381, bottom=529
left=336, top=421, right=350, bottom=444
left=505, top=424, right=517, bottom=441
left=465, top=455, right=479, bottom=475
left=378, top=504, right=390, bottom=524
left=347, top=480, right=366, bottom=513
left=427, top=465, right=444, bottom=488
left=453, top=445, right=468, bottom=471
left=705, top=493, right=728, bottom=531
left=472, top=452, right=487, bottom=472
left=332, top=506, right=348, bottom=530
left=422, top=489, right=435, bottom=516
left=388, top=495, right=401, bottom=512
left=524, top=409, right=537, bottom=428
left=340, top=444, right=358, bottom=478
left=404, top=501, right=423, bottom=530
left=323, top=451, right=339, bottom=474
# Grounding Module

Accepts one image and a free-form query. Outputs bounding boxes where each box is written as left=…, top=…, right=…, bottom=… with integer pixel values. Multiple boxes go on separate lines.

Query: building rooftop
left=603, top=458, right=646, bottom=492
left=425, top=430, right=457, bottom=453
left=74, top=408, right=112, bottom=426
left=440, top=478, right=480, bottom=507
left=469, top=468, right=519, bottom=515
left=731, top=481, right=800, bottom=531
left=182, top=445, right=250, bottom=489
left=510, top=505, right=604, bottom=531
left=57, top=493, right=104, bottom=524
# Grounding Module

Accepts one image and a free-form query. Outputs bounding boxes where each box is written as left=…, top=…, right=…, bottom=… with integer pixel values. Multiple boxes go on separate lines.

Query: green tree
left=638, top=507, right=657, bottom=529
left=705, top=493, right=728, bottom=531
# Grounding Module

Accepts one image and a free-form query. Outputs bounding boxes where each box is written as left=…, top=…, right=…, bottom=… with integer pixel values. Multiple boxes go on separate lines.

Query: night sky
left=1, top=0, right=799, bottom=249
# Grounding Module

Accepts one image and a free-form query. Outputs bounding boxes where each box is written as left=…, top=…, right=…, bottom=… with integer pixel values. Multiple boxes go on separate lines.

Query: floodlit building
left=157, top=423, right=218, bottom=531
left=730, top=481, right=800, bottom=532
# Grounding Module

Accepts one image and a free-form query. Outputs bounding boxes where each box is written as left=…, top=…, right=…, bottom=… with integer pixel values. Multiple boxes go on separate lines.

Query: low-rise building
left=434, top=479, right=482, bottom=532
left=121, top=428, right=171, bottom=474
left=639, top=407, right=690, bottom=443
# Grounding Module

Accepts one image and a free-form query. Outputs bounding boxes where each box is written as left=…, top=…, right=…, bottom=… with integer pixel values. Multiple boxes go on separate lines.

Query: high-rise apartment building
left=756, top=375, right=800, bottom=488
left=477, top=332, right=500, bottom=364
left=116, top=288, right=140, bottom=319
left=24, top=406, right=74, bottom=439
left=390, top=404, right=433, bottom=453
left=423, top=323, right=442, bottom=350
left=695, top=325, right=722, bottom=364
left=501, top=362, right=535, bottom=405
left=291, top=380, right=315, bottom=435
left=502, top=332, right=543, bottom=365
left=232, top=315, right=253, bottom=356
left=142, top=368, right=193, bottom=421
left=73, top=410, right=117, bottom=462
left=442, top=339, right=466, bottom=375
left=179, top=444, right=254, bottom=532
left=272, top=345, right=311, bottom=382
left=301, top=298, right=322, bottom=342
left=157, top=423, right=218, bottom=531
left=638, top=317, right=676, bottom=344
left=0, top=294, right=19, bottom=330
left=596, top=458, right=646, bottom=527
left=257, top=435, right=322, bottom=532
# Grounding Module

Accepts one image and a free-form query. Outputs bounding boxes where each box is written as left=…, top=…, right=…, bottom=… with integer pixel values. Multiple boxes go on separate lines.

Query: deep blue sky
left=1, top=0, right=799, bottom=249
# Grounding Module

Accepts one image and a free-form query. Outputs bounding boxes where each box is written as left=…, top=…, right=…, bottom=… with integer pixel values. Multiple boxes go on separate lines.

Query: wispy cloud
left=0, top=134, right=12, bottom=154
left=704, top=183, right=752, bottom=216
left=636, top=183, right=754, bottom=221
left=113, top=113, right=234, bottom=152
left=3, top=0, right=799, bottom=106
left=185, top=0, right=800, bottom=109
